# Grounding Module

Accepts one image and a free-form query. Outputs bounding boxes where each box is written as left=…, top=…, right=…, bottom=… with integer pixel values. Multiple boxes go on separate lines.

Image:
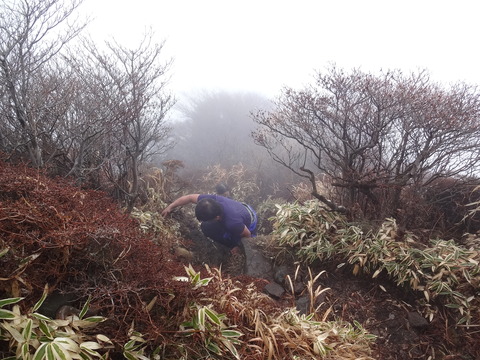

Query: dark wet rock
left=293, top=281, right=305, bottom=295
left=241, top=237, right=273, bottom=280
left=37, top=291, right=78, bottom=318
left=283, top=279, right=305, bottom=295
left=296, top=296, right=310, bottom=315
left=273, top=265, right=290, bottom=285
left=407, top=311, right=429, bottom=329
left=264, top=282, right=285, bottom=299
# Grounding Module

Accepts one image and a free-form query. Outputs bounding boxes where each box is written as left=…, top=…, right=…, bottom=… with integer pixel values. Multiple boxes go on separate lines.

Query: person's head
left=195, top=198, right=223, bottom=222
left=215, top=183, right=229, bottom=196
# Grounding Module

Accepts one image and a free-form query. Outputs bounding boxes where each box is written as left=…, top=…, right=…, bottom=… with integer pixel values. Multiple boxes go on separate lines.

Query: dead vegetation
left=1, top=158, right=480, bottom=359
left=0, top=159, right=377, bottom=359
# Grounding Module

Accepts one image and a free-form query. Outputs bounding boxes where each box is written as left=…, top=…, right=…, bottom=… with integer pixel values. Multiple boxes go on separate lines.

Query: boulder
left=241, top=236, right=273, bottom=280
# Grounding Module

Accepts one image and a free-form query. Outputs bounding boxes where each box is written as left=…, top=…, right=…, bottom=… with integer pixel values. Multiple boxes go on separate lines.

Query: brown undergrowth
left=0, top=158, right=191, bottom=355
left=5, top=157, right=476, bottom=359
left=0, top=159, right=376, bottom=359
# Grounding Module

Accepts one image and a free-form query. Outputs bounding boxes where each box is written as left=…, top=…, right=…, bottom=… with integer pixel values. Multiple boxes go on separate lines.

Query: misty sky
left=82, top=0, right=480, bottom=98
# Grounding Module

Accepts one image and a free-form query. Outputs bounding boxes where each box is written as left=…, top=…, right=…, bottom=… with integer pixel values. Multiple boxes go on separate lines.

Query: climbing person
left=161, top=193, right=257, bottom=254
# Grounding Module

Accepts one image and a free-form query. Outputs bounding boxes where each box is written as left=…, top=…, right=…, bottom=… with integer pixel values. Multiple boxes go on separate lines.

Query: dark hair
left=195, top=198, right=223, bottom=221
left=215, top=183, right=228, bottom=195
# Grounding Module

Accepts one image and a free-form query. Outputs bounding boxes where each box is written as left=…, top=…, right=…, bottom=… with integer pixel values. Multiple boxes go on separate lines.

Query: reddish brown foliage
left=0, top=158, right=192, bottom=349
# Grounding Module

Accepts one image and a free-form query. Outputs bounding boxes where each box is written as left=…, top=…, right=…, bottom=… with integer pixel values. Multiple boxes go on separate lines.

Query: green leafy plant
left=180, top=304, right=243, bottom=359
left=272, top=201, right=480, bottom=325
left=173, top=265, right=243, bottom=358
left=173, top=264, right=213, bottom=289
left=123, top=326, right=151, bottom=360
left=348, top=219, right=480, bottom=325
left=0, top=285, right=109, bottom=360
left=272, top=200, right=347, bottom=263
left=173, top=263, right=376, bottom=360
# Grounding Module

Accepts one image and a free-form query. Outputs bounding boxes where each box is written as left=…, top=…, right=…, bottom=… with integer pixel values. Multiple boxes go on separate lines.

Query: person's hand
left=161, top=206, right=172, bottom=217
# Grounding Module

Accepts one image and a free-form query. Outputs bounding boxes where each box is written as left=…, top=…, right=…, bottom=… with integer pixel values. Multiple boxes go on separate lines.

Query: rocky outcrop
left=241, top=236, right=274, bottom=279
left=241, top=236, right=305, bottom=301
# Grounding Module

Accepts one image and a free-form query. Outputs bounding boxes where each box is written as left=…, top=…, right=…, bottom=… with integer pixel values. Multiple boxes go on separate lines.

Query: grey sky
left=82, top=0, right=480, bottom=97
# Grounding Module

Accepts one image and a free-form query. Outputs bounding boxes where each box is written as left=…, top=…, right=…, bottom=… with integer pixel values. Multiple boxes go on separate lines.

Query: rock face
left=264, top=282, right=285, bottom=299
left=37, top=291, right=78, bottom=319
left=407, top=311, right=429, bottom=329
left=241, top=236, right=300, bottom=300
left=241, top=236, right=274, bottom=280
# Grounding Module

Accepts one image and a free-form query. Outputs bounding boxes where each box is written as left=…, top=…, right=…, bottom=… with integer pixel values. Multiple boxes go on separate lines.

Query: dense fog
left=164, top=91, right=271, bottom=170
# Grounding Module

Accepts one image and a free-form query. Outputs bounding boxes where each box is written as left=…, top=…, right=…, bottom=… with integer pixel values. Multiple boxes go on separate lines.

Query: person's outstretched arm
left=161, top=194, right=200, bottom=216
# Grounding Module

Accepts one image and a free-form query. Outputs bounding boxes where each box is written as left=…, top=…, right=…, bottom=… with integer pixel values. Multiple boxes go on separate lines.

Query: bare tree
left=48, top=59, right=111, bottom=184
left=0, top=2, right=175, bottom=212
left=0, top=0, right=87, bottom=166
left=252, top=66, right=480, bottom=220
left=71, top=33, right=175, bottom=211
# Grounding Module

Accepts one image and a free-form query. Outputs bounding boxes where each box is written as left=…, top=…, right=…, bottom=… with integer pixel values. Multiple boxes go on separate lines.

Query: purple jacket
left=198, top=194, right=256, bottom=247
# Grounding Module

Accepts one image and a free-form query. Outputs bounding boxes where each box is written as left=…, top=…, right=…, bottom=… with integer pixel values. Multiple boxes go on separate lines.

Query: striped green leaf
left=0, top=297, right=23, bottom=308
left=22, top=318, right=33, bottom=342
left=32, top=284, right=49, bottom=312
left=79, top=297, right=91, bottom=320
left=52, top=342, right=69, bottom=360
left=21, top=342, right=30, bottom=359
left=123, top=351, right=137, bottom=360
left=82, top=316, right=105, bottom=323
left=33, top=343, right=48, bottom=360
left=197, top=307, right=206, bottom=330
left=32, top=312, right=51, bottom=321
left=0, top=308, right=17, bottom=319
left=79, top=345, right=101, bottom=358
left=204, top=307, right=220, bottom=325
left=221, top=338, right=240, bottom=359
left=220, top=329, right=243, bottom=338
left=38, top=320, right=53, bottom=338
left=46, top=343, right=55, bottom=360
